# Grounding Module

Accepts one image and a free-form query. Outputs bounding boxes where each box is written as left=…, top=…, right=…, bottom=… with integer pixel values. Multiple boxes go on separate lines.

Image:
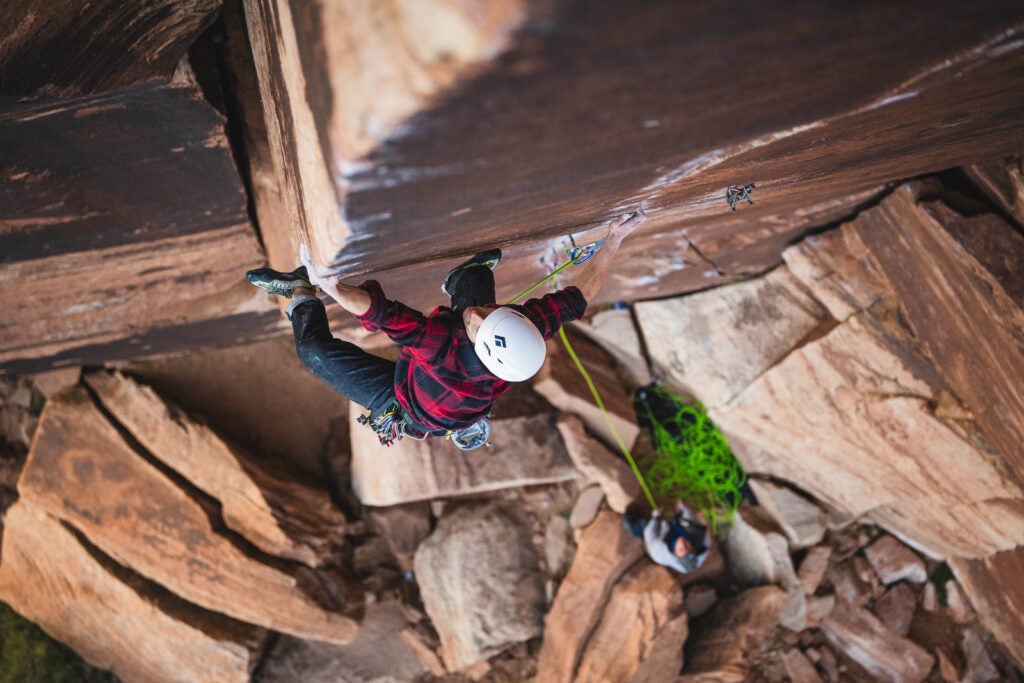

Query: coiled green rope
left=633, top=385, right=746, bottom=532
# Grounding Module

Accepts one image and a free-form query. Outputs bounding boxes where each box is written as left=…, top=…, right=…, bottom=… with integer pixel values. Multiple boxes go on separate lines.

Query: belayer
left=246, top=209, right=646, bottom=449
left=623, top=501, right=712, bottom=574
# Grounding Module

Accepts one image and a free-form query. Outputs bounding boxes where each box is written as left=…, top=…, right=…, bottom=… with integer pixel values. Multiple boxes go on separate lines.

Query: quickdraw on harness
left=357, top=404, right=404, bottom=447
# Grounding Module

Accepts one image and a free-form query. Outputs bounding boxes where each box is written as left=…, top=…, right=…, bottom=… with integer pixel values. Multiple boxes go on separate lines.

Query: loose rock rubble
left=1, top=173, right=1023, bottom=681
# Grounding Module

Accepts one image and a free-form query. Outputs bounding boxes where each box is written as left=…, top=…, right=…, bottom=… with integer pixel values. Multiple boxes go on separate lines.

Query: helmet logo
left=494, top=335, right=507, bottom=348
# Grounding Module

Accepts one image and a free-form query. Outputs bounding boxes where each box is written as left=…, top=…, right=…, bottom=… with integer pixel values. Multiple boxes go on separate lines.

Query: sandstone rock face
left=19, top=387, right=357, bottom=644
left=574, top=561, right=686, bottom=683
left=0, top=0, right=220, bottom=96
left=681, top=186, right=1024, bottom=560
left=413, top=504, right=545, bottom=672
left=86, top=370, right=345, bottom=567
left=350, top=411, right=577, bottom=506
left=242, top=0, right=545, bottom=269
left=245, top=0, right=1024, bottom=317
left=679, top=585, right=786, bottom=682
left=0, top=78, right=277, bottom=373
left=821, top=603, right=935, bottom=683
left=536, top=509, right=646, bottom=683
left=0, top=500, right=262, bottom=683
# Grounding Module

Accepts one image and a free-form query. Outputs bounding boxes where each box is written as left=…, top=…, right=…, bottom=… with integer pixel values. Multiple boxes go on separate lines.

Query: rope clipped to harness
left=633, top=384, right=747, bottom=532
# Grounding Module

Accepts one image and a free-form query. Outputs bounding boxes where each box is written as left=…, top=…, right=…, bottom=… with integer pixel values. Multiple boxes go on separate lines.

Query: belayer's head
left=464, top=306, right=546, bottom=382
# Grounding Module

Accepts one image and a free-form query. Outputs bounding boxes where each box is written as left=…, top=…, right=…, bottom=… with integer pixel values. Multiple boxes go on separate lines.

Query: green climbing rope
left=633, top=384, right=746, bottom=532
left=508, top=241, right=659, bottom=510
left=557, top=327, right=659, bottom=510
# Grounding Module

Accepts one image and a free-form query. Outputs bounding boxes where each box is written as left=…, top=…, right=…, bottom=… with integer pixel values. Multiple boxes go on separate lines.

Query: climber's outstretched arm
left=319, top=278, right=372, bottom=316
left=300, top=245, right=371, bottom=316
left=572, top=208, right=646, bottom=303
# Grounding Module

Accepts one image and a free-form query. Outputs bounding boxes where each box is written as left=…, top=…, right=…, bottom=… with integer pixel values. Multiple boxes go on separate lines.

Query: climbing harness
left=725, top=183, right=755, bottom=211
left=359, top=402, right=491, bottom=450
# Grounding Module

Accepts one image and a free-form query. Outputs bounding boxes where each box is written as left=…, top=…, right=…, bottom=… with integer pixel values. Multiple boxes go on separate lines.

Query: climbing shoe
left=441, top=248, right=502, bottom=297
left=246, top=265, right=316, bottom=298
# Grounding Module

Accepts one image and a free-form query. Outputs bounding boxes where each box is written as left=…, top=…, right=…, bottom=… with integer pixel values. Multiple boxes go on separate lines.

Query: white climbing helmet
left=474, top=307, right=546, bottom=381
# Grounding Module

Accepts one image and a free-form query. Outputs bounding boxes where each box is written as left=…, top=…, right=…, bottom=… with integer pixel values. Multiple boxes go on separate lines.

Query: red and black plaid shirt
left=357, top=280, right=587, bottom=432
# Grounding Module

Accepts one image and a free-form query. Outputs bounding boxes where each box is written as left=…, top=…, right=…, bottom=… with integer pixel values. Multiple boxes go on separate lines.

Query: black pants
left=289, top=263, right=496, bottom=417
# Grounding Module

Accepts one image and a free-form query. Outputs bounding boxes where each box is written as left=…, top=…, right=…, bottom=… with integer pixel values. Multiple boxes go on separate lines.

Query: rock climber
left=623, top=501, right=712, bottom=574
left=245, top=209, right=647, bottom=449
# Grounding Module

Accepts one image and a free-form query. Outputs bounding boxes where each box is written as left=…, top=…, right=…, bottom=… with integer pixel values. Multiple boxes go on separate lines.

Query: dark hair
left=664, top=518, right=708, bottom=557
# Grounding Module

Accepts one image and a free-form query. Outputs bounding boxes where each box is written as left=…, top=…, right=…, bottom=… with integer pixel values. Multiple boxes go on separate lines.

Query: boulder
left=710, top=185, right=1024, bottom=560
left=874, top=583, right=917, bottom=637
left=20, top=387, right=358, bottom=643
left=950, top=547, right=1024, bottom=670
left=636, top=266, right=829, bottom=406
left=257, top=602, right=429, bottom=683
left=29, top=366, right=81, bottom=397
left=570, top=485, right=606, bottom=529
left=804, top=595, right=836, bottom=629
left=574, top=562, right=686, bottom=683
left=864, top=534, right=927, bottom=585
left=543, top=514, right=575, bottom=579
left=413, top=503, right=544, bottom=672
left=536, top=509, right=646, bottom=683
left=365, top=503, right=432, bottom=572
left=0, top=499, right=262, bottom=683
left=963, top=155, right=1024, bottom=228
left=556, top=413, right=639, bottom=513
left=748, top=479, right=827, bottom=549
left=119, top=333, right=351, bottom=477
left=86, top=371, right=345, bottom=567
left=534, top=331, right=640, bottom=452
left=783, top=649, right=823, bottom=683
left=679, top=585, right=786, bottom=682
left=962, top=626, right=1001, bottom=683
left=820, top=603, right=934, bottom=683
left=944, top=579, right=975, bottom=624
left=722, top=510, right=806, bottom=631
left=797, top=545, right=832, bottom=596
left=350, top=411, right=577, bottom=506
left=827, top=560, right=873, bottom=609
